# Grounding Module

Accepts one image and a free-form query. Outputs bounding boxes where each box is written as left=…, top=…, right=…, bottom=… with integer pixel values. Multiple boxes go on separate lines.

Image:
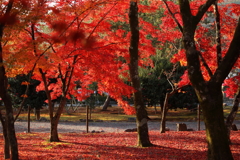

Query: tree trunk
left=86, top=105, right=89, bottom=133
left=0, top=114, right=10, bottom=159
left=154, top=105, right=157, bottom=114
left=101, top=95, right=111, bottom=111
left=27, top=105, right=31, bottom=133
left=160, top=93, right=169, bottom=133
left=50, top=98, right=66, bottom=142
left=225, top=86, right=240, bottom=143
left=35, top=108, right=41, bottom=120
left=0, top=93, right=19, bottom=160
left=0, top=41, right=19, bottom=160
left=129, top=1, right=152, bottom=147
left=199, top=85, right=232, bottom=159
left=50, top=117, right=60, bottom=142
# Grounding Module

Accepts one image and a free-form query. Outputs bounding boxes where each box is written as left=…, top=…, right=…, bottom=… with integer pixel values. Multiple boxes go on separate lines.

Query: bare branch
left=194, top=0, right=217, bottom=25
left=213, top=2, right=222, bottom=66
left=198, top=51, right=213, bottom=77
left=212, top=18, right=240, bottom=84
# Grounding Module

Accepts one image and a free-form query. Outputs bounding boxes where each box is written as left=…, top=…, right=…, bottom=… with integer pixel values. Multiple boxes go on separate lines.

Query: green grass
left=8, top=105, right=240, bottom=122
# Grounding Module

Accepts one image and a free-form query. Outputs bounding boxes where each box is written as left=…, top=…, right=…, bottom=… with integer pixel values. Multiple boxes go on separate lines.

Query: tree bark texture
left=178, top=0, right=240, bottom=159
left=129, top=1, right=152, bottom=147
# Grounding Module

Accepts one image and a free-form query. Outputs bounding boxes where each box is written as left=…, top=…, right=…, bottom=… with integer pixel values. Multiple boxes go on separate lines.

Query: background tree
left=8, top=74, right=46, bottom=120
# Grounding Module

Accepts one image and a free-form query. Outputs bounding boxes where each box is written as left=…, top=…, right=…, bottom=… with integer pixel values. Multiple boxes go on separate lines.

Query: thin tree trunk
left=27, top=105, right=31, bottom=133
left=35, top=108, right=41, bottom=120
left=129, top=1, right=152, bottom=147
left=86, top=105, right=89, bottom=133
left=154, top=105, right=157, bottom=114
left=160, top=93, right=169, bottom=133
left=225, top=86, right=240, bottom=143
left=101, top=95, right=111, bottom=111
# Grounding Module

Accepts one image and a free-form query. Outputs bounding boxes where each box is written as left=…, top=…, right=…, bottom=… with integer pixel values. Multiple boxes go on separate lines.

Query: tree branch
left=213, top=2, right=222, bottom=66
left=198, top=51, right=213, bottom=77
left=163, top=0, right=183, bottom=33
left=194, top=0, right=217, bottom=25
left=211, top=18, right=240, bottom=84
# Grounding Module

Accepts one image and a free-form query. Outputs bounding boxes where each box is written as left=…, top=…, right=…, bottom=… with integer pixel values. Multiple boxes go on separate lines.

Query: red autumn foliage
left=0, top=131, right=240, bottom=159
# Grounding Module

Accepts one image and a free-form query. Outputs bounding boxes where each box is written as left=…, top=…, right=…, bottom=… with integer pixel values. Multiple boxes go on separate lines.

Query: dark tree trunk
left=50, top=98, right=66, bottom=142
left=0, top=114, right=10, bottom=159
left=101, top=95, right=111, bottom=111
left=199, top=85, right=232, bottom=159
left=86, top=105, right=89, bottom=133
left=159, top=100, right=164, bottom=116
left=154, top=105, right=157, bottom=114
left=128, top=1, right=152, bottom=147
left=50, top=117, right=60, bottom=142
left=0, top=92, right=19, bottom=160
left=35, top=108, right=41, bottom=120
left=27, top=105, right=31, bottom=133
left=225, top=87, right=240, bottom=143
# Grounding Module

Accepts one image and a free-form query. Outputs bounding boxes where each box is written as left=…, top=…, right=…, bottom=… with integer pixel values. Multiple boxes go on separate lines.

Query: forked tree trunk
left=50, top=98, right=67, bottom=142
left=129, top=1, right=152, bottom=147
left=0, top=93, right=19, bottom=160
left=101, top=95, right=111, bottom=111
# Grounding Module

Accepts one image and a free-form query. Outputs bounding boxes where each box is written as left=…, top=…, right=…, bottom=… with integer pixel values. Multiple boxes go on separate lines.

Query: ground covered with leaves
left=0, top=131, right=240, bottom=160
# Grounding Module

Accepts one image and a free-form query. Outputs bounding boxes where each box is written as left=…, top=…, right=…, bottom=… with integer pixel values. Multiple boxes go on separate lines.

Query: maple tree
left=161, top=0, right=240, bottom=159
left=19, top=0, right=156, bottom=142
left=0, top=0, right=158, bottom=149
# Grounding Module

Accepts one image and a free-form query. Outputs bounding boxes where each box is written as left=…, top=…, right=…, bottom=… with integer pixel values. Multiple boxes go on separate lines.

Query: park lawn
left=15, top=105, right=240, bottom=122
left=0, top=131, right=240, bottom=160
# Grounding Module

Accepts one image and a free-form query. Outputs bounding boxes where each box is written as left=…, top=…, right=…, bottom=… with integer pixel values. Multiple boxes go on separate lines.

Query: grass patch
left=13, top=105, right=240, bottom=122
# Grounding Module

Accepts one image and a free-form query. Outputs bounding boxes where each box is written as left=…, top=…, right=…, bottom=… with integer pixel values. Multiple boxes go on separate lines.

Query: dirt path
left=1, top=120, right=239, bottom=133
